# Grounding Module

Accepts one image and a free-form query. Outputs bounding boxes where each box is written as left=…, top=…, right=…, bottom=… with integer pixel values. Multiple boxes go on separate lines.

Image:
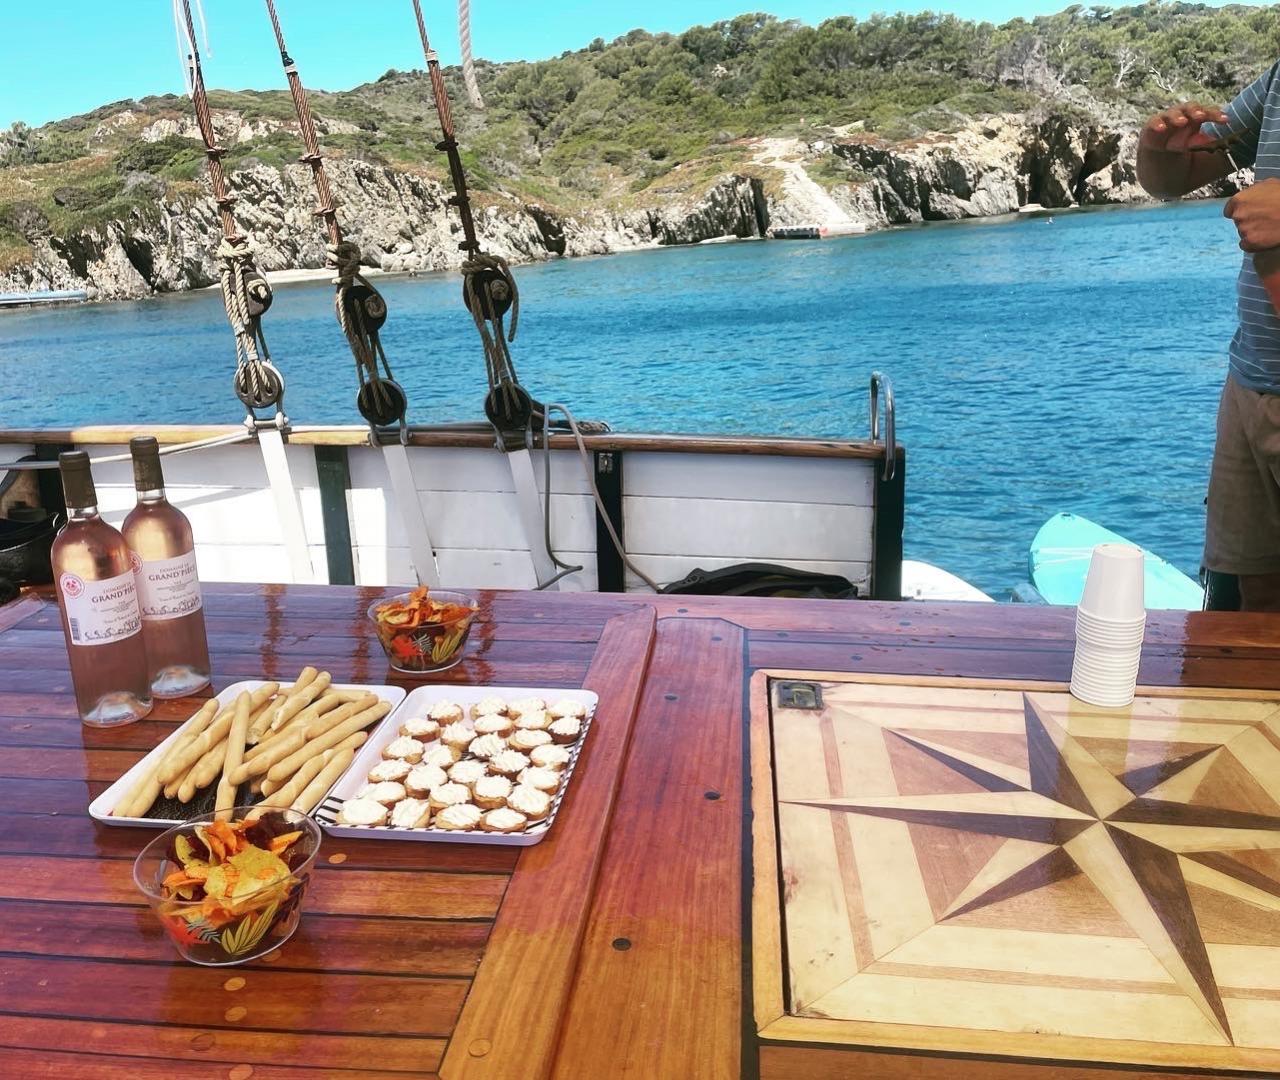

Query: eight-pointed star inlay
left=783, top=695, right=1280, bottom=1043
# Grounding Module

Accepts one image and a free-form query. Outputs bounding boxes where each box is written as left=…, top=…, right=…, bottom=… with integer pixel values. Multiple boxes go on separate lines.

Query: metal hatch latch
left=777, top=681, right=823, bottom=710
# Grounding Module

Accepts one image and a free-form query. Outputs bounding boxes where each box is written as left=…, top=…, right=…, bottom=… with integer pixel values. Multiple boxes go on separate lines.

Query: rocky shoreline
left=0, top=111, right=1232, bottom=304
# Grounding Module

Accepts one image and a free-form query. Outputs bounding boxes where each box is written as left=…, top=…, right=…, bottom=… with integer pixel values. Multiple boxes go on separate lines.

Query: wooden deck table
left=0, top=584, right=1278, bottom=1079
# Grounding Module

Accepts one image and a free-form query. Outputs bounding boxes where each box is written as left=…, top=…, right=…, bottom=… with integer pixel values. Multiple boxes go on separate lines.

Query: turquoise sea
left=0, top=199, right=1243, bottom=597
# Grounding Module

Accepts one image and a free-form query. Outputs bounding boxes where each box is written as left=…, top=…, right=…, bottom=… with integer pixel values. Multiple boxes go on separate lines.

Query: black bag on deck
left=660, top=562, right=857, bottom=600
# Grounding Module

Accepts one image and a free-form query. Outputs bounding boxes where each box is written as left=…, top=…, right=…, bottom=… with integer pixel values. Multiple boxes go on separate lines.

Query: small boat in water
left=1026, top=512, right=1204, bottom=610
left=901, top=559, right=993, bottom=602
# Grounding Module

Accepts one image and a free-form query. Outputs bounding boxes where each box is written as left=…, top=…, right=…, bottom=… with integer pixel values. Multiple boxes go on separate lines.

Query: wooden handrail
left=0, top=425, right=891, bottom=460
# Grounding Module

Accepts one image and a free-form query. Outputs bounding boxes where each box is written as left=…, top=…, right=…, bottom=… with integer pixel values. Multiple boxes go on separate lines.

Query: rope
left=461, top=251, right=519, bottom=395
left=458, top=0, right=484, bottom=109
left=174, top=0, right=284, bottom=417
left=217, top=237, right=280, bottom=410
left=329, top=241, right=402, bottom=425
left=536, top=403, right=663, bottom=592
left=263, top=0, right=404, bottom=429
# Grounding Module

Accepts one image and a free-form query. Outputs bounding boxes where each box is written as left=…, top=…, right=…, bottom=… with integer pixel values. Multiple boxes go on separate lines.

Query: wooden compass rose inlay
left=751, top=675, right=1280, bottom=1072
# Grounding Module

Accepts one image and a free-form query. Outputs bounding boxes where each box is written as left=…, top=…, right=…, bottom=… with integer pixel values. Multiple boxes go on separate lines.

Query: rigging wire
left=0, top=431, right=254, bottom=472
left=174, top=0, right=284, bottom=419
left=410, top=0, right=538, bottom=435
left=263, top=0, right=406, bottom=431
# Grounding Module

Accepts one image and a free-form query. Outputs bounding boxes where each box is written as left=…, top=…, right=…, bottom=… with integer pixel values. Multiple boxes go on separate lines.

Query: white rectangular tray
left=89, top=680, right=407, bottom=828
left=315, top=684, right=598, bottom=846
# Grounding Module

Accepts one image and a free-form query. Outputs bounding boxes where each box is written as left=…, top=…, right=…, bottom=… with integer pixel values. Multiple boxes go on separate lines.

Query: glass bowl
left=133, top=807, right=321, bottom=966
left=367, top=589, right=479, bottom=674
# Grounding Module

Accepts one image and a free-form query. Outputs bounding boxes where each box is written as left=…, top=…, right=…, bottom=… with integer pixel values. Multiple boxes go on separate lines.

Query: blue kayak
left=1028, top=513, right=1204, bottom=610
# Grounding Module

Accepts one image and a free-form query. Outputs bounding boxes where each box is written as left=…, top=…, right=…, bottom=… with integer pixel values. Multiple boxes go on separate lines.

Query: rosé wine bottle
left=123, top=437, right=211, bottom=698
left=51, top=452, right=152, bottom=726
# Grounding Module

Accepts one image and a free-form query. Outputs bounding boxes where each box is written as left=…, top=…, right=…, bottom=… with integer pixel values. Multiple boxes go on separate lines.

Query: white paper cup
left=1075, top=609, right=1146, bottom=635
left=1074, top=624, right=1145, bottom=649
left=1070, top=677, right=1137, bottom=708
left=1072, top=641, right=1142, bottom=670
left=1078, top=544, right=1145, bottom=622
left=1071, top=636, right=1140, bottom=706
left=1070, top=655, right=1141, bottom=680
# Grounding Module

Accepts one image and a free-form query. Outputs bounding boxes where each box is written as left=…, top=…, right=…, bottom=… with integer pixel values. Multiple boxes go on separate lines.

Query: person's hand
left=1225, top=178, right=1280, bottom=252
left=1140, top=102, right=1229, bottom=152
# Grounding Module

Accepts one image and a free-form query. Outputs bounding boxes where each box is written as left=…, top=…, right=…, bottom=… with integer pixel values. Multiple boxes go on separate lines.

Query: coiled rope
left=218, top=236, right=281, bottom=411
left=458, top=0, right=484, bottom=109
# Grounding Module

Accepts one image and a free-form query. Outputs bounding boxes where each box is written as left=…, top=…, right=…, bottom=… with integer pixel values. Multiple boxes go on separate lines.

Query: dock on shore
left=0, top=290, right=88, bottom=308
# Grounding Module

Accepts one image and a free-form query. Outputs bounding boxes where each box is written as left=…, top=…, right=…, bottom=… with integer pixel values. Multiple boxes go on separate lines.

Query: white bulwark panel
left=6, top=433, right=886, bottom=595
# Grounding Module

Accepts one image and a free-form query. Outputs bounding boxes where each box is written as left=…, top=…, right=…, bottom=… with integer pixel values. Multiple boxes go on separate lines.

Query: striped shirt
left=1203, top=62, right=1280, bottom=392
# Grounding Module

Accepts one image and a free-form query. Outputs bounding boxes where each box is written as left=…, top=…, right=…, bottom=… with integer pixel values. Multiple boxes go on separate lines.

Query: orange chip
left=268, top=830, right=303, bottom=856
left=208, top=820, right=242, bottom=855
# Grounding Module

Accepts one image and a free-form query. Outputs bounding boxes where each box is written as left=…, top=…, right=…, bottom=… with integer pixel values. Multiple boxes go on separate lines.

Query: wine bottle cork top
left=130, top=436, right=164, bottom=491
left=58, top=451, right=97, bottom=508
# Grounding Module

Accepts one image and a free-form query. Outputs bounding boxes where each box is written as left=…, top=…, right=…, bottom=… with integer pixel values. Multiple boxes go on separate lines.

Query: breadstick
left=159, top=683, right=278, bottom=785
left=179, top=735, right=225, bottom=802
left=259, top=731, right=367, bottom=809
left=230, top=726, right=307, bottom=784
left=269, top=672, right=331, bottom=733
left=214, top=692, right=252, bottom=821
left=114, top=757, right=164, bottom=818
left=152, top=698, right=219, bottom=785
left=291, top=746, right=357, bottom=814
left=244, top=691, right=343, bottom=758
left=244, top=691, right=285, bottom=746
left=267, top=700, right=391, bottom=784
left=271, top=690, right=344, bottom=740
left=185, top=731, right=231, bottom=796
left=163, top=756, right=199, bottom=800
left=248, top=695, right=368, bottom=768
left=328, top=688, right=372, bottom=703
left=303, top=694, right=377, bottom=741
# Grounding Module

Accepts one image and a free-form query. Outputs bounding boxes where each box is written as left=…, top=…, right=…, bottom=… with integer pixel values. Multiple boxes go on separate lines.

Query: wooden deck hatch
left=751, top=672, right=1280, bottom=1074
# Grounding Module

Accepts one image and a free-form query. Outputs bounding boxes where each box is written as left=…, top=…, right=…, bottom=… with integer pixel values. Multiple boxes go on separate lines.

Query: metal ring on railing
left=869, top=371, right=896, bottom=481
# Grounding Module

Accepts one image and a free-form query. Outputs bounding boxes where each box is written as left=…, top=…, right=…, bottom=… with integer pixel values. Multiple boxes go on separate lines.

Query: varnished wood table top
left=0, top=584, right=1277, bottom=1080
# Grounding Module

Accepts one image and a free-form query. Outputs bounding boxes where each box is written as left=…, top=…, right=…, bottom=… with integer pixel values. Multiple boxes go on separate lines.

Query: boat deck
left=0, top=585, right=1277, bottom=1078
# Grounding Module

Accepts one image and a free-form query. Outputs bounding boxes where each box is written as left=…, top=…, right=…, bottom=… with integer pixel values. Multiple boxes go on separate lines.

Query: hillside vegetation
left=2, top=2, right=1278, bottom=271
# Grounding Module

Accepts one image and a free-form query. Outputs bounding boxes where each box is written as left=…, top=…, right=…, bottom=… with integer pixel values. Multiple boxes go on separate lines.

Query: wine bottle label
left=131, top=550, right=203, bottom=622
left=59, top=570, right=142, bottom=646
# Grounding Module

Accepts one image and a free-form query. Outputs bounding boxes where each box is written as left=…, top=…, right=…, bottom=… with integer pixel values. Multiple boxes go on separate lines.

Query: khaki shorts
left=1205, top=374, right=1280, bottom=575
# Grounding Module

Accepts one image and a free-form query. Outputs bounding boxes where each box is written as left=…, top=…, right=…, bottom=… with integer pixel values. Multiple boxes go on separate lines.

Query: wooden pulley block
left=343, top=284, right=388, bottom=332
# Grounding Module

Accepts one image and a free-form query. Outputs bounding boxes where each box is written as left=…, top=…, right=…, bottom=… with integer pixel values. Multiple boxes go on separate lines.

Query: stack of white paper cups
left=1070, top=543, right=1145, bottom=708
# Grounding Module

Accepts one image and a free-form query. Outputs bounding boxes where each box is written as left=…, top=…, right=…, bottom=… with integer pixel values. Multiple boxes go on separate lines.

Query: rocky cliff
left=0, top=110, right=1212, bottom=303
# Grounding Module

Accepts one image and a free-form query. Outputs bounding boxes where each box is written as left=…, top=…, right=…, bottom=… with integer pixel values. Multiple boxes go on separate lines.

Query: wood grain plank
left=0, top=812, right=519, bottom=873
left=0, top=954, right=467, bottom=1036
left=749, top=670, right=787, bottom=1032
left=760, top=1012, right=1280, bottom=1073
left=0, top=900, right=488, bottom=977
left=0, top=855, right=505, bottom=919
left=7, top=615, right=607, bottom=645
left=0, top=1014, right=446, bottom=1074
left=443, top=607, right=656, bottom=1080
left=0, top=595, right=44, bottom=633
left=758, top=1043, right=1231, bottom=1080
left=0, top=658, right=592, bottom=691
left=551, top=618, right=745, bottom=1080
left=0, top=1046, right=436, bottom=1080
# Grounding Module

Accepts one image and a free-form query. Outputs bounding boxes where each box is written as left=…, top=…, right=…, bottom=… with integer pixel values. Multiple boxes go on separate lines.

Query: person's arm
left=1136, top=102, right=1231, bottom=199
left=1138, top=63, right=1275, bottom=199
